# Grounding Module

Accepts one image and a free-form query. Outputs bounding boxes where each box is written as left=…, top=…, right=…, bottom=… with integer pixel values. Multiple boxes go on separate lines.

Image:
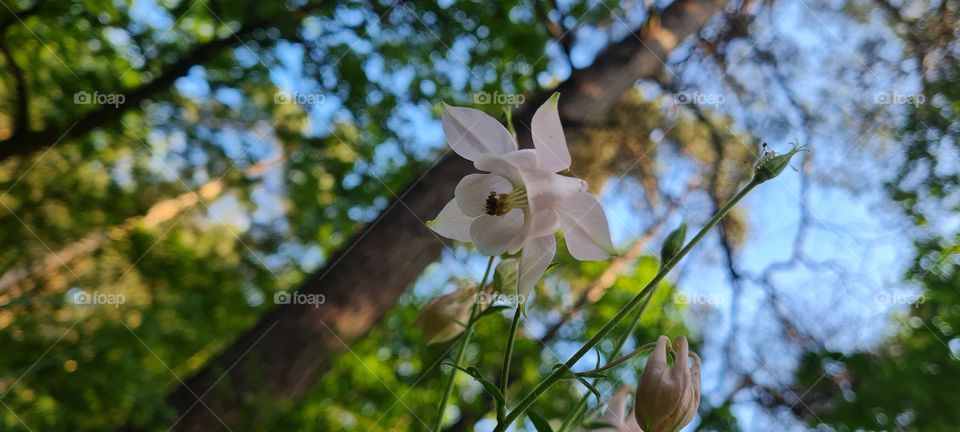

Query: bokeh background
left=1, top=0, right=958, bottom=430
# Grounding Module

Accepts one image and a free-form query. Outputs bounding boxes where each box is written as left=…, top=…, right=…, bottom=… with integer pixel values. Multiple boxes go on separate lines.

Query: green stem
left=562, top=283, right=654, bottom=430
left=497, top=304, right=523, bottom=423
left=433, top=256, right=496, bottom=431
left=494, top=179, right=759, bottom=431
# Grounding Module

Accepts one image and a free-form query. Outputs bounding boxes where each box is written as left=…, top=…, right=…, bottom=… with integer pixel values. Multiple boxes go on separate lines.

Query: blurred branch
left=532, top=0, right=574, bottom=61
left=0, top=37, right=28, bottom=137
left=0, top=156, right=283, bottom=299
left=0, top=0, right=41, bottom=35
left=0, top=1, right=325, bottom=162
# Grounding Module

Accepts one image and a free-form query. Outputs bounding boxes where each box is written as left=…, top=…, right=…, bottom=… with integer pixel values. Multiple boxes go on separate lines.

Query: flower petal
left=531, top=93, right=571, bottom=172
left=428, top=198, right=474, bottom=242
left=522, top=170, right=587, bottom=237
left=469, top=209, right=525, bottom=256
left=474, top=149, right=537, bottom=184
left=454, top=174, right=512, bottom=217
left=557, top=191, right=615, bottom=260
left=442, top=104, right=517, bottom=161
left=517, top=235, right=556, bottom=301
left=598, top=386, right=633, bottom=431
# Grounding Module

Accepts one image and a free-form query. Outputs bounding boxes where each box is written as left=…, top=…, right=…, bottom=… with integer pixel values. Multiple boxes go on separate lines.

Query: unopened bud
left=752, top=143, right=809, bottom=184
left=414, top=284, right=478, bottom=344
left=635, top=335, right=701, bottom=432
left=659, top=223, right=687, bottom=268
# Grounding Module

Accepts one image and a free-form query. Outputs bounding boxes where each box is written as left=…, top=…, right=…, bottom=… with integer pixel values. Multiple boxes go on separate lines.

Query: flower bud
left=752, top=143, right=809, bottom=184
left=595, top=385, right=643, bottom=432
left=635, top=335, right=702, bottom=432
left=659, top=223, right=687, bottom=268
left=413, top=284, right=478, bottom=344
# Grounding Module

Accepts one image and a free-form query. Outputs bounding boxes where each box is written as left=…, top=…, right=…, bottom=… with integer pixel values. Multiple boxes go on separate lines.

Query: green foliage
left=793, top=234, right=960, bottom=431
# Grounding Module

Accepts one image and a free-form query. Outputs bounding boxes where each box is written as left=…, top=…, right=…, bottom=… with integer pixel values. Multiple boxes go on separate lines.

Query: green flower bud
left=752, top=143, right=810, bottom=184
left=660, top=223, right=687, bottom=268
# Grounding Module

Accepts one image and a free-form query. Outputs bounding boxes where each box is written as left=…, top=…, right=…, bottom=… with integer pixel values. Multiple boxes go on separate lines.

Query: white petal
left=454, top=174, right=512, bottom=217
left=517, top=235, right=556, bottom=301
left=599, top=387, right=632, bottom=430
left=531, top=93, right=571, bottom=172
left=473, top=149, right=537, bottom=184
left=469, top=209, right=525, bottom=256
left=521, top=170, right=587, bottom=237
left=557, top=191, right=615, bottom=260
left=442, top=104, right=517, bottom=161
left=428, top=198, right=474, bottom=242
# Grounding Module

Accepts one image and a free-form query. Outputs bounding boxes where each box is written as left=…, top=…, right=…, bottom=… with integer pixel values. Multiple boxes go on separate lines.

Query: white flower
left=429, top=93, right=615, bottom=300
left=634, top=336, right=701, bottom=432
left=592, top=386, right=644, bottom=432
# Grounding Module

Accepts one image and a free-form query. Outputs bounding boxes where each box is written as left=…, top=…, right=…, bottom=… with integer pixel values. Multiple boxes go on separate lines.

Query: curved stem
left=494, top=179, right=759, bottom=431
left=497, top=305, right=523, bottom=423
left=433, top=256, right=496, bottom=431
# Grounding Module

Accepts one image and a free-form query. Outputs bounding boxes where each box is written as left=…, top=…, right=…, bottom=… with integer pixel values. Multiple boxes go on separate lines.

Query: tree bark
left=161, top=1, right=728, bottom=430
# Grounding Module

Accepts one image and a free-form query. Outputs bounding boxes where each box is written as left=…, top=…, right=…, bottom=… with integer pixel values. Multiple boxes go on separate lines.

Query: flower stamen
left=484, top=188, right=527, bottom=216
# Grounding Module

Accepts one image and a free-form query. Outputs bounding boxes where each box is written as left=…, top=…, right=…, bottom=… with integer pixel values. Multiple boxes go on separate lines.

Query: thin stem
left=564, top=280, right=656, bottom=428
left=578, top=343, right=657, bottom=375
left=434, top=256, right=496, bottom=431
left=610, top=291, right=653, bottom=357
left=497, top=305, right=523, bottom=423
left=494, top=179, right=759, bottom=431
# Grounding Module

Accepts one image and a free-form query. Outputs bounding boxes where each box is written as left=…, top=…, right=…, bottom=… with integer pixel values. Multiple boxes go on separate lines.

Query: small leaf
left=493, top=258, right=519, bottom=294
left=442, top=362, right=504, bottom=403
left=659, top=222, right=687, bottom=267
left=527, top=410, right=555, bottom=432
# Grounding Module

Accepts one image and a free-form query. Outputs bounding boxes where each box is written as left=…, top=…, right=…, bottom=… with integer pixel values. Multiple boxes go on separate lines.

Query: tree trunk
left=161, top=1, right=728, bottom=430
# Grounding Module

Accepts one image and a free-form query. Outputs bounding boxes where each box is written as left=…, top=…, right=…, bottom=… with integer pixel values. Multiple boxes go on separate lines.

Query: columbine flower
left=635, top=336, right=701, bottom=432
left=428, top=93, right=615, bottom=300
left=413, top=284, right=478, bottom=344
left=593, top=386, right=644, bottom=432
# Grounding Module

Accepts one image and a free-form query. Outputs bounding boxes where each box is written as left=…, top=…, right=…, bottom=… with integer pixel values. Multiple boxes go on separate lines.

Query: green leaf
left=493, top=258, right=519, bottom=294
left=527, top=410, right=555, bottom=432
left=441, top=362, right=504, bottom=404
